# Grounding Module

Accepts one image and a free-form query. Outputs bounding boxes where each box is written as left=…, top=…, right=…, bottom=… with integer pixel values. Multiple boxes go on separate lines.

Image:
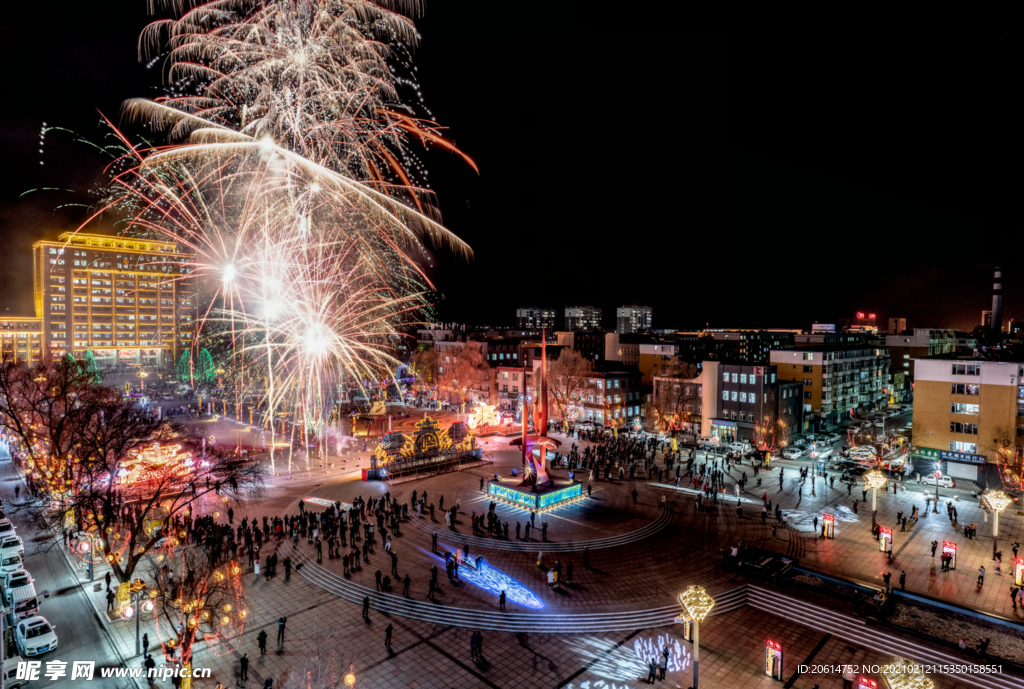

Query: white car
left=825, top=433, right=841, bottom=444
left=0, top=536, right=24, bottom=560
left=812, top=447, right=833, bottom=461
left=0, top=554, right=22, bottom=575
left=791, top=438, right=810, bottom=448
left=0, top=519, right=16, bottom=540
left=697, top=437, right=717, bottom=448
left=726, top=442, right=745, bottom=453
left=919, top=475, right=955, bottom=488
left=15, top=616, right=57, bottom=656
left=782, top=447, right=807, bottom=460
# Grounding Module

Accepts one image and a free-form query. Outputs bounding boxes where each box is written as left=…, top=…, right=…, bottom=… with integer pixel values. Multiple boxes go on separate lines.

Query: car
left=697, top=437, right=717, bottom=448
left=15, top=616, right=57, bottom=656
left=791, top=438, right=810, bottom=448
left=0, top=519, right=15, bottom=539
left=0, top=554, right=22, bottom=575
left=782, top=447, right=807, bottom=459
left=811, top=447, right=833, bottom=461
left=726, top=442, right=745, bottom=453
left=3, top=655, right=29, bottom=689
left=0, top=536, right=24, bottom=560
left=825, top=433, right=841, bottom=444
left=2, top=571, right=37, bottom=618
left=920, top=475, right=955, bottom=488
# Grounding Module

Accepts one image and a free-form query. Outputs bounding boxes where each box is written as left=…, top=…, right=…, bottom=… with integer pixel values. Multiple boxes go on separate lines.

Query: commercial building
left=516, top=307, right=557, bottom=330
left=639, top=343, right=682, bottom=385
left=909, top=354, right=1024, bottom=483
left=888, top=318, right=907, bottom=335
left=710, top=363, right=781, bottom=444
left=576, top=368, right=644, bottom=428
left=564, top=306, right=602, bottom=331
left=770, top=339, right=889, bottom=431
left=616, top=305, right=651, bottom=334
left=604, top=332, right=642, bottom=367
left=18, top=232, right=196, bottom=368
left=0, top=318, right=43, bottom=366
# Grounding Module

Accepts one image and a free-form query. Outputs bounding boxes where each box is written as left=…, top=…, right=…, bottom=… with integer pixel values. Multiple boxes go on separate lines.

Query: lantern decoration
left=344, top=665, right=356, bottom=686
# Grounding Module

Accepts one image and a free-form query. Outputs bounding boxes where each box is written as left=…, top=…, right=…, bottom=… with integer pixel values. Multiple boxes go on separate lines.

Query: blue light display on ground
left=457, top=561, right=544, bottom=609
left=539, top=483, right=582, bottom=508
left=488, top=483, right=538, bottom=509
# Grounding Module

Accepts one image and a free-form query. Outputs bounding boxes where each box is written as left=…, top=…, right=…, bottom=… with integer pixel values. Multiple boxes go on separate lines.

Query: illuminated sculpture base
left=487, top=478, right=583, bottom=511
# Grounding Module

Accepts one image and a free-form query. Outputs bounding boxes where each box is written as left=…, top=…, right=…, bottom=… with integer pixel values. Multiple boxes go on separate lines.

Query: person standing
left=384, top=623, right=393, bottom=650
left=239, top=653, right=249, bottom=681
left=277, top=617, right=287, bottom=644
left=142, top=633, right=149, bottom=658
left=257, top=629, right=268, bottom=655
left=254, top=558, right=261, bottom=583
left=978, top=566, right=986, bottom=586
left=883, top=572, right=891, bottom=594
left=931, top=541, right=938, bottom=557
left=499, top=590, right=506, bottom=612
left=362, top=596, right=371, bottom=620
left=402, top=574, right=411, bottom=597
left=646, top=658, right=657, bottom=684
left=899, top=571, right=906, bottom=591
left=470, top=631, right=479, bottom=660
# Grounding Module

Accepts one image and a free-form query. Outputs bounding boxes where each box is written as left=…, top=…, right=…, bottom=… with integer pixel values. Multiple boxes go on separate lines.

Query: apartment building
left=770, top=340, right=889, bottom=431
left=885, top=328, right=957, bottom=379
left=705, top=330, right=799, bottom=364
left=577, top=369, right=644, bottom=428
left=516, top=307, right=557, bottom=330
left=564, top=306, right=602, bottom=331
left=0, top=318, right=43, bottom=365
left=616, top=305, right=651, bottom=334
left=910, top=354, right=1024, bottom=482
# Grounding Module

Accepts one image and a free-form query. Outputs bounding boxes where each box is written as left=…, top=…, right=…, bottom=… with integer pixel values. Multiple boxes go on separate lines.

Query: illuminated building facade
left=564, top=305, right=602, bottom=331
left=616, top=304, right=651, bottom=334
left=0, top=318, right=43, bottom=365
left=30, top=233, right=195, bottom=367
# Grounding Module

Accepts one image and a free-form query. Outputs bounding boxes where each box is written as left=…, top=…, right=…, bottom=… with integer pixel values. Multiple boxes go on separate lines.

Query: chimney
left=992, top=266, right=1003, bottom=332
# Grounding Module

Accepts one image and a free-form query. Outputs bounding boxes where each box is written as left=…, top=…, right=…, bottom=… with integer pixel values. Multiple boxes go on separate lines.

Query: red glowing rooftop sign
left=857, top=312, right=865, bottom=318
left=868, top=313, right=876, bottom=319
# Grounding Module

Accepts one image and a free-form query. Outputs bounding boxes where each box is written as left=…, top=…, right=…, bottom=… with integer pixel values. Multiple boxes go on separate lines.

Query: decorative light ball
left=220, top=616, right=231, bottom=626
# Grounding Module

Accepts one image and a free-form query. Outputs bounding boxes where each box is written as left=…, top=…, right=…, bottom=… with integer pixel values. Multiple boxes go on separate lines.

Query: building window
left=802, top=379, right=812, bottom=386
left=950, top=383, right=980, bottom=396
left=948, top=422, right=978, bottom=435
left=802, top=366, right=812, bottom=373
left=740, top=374, right=747, bottom=384
left=950, top=403, right=979, bottom=415
left=739, top=392, right=747, bottom=403
left=731, top=373, right=738, bottom=383
left=949, top=441, right=978, bottom=453
left=722, top=390, right=728, bottom=401
left=771, top=373, right=776, bottom=383
left=951, top=364, right=981, bottom=376
left=731, top=391, right=738, bottom=401
left=804, top=391, right=812, bottom=399
left=723, top=371, right=729, bottom=382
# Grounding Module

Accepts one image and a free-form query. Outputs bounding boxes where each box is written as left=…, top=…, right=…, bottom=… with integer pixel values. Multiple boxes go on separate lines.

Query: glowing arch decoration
left=117, top=444, right=193, bottom=484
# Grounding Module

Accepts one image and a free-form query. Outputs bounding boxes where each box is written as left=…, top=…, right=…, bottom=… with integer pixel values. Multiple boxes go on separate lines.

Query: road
left=0, top=451, right=133, bottom=689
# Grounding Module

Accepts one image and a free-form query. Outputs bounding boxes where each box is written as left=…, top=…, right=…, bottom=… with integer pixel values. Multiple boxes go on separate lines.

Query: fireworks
left=70, top=0, right=474, bottom=468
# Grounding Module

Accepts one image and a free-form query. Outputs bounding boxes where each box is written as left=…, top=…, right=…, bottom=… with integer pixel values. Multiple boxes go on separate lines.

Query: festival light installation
left=678, top=586, right=715, bottom=689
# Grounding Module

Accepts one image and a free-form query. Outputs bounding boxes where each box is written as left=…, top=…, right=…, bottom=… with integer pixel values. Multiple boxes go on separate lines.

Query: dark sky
left=0, top=6, right=1018, bottom=332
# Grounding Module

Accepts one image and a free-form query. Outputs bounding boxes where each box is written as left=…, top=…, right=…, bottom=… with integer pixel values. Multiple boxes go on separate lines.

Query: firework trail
left=75, top=0, right=475, bottom=470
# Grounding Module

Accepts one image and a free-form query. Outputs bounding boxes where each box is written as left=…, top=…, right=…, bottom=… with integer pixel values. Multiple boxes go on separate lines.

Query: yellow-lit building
left=0, top=318, right=43, bottom=365
left=910, top=355, right=1023, bottom=483
left=21, top=232, right=196, bottom=367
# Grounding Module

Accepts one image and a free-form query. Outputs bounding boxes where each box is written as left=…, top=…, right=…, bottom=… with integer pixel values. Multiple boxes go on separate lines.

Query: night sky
left=0, top=6, right=1017, bottom=332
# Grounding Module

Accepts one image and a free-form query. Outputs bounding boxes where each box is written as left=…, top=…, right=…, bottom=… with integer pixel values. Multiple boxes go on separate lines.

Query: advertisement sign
left=878, top=526, right=892, bottom=553
left=822, top=513, right=834, bottom=539
left=943, top=541, right=957, bottom=571
left=765, top=639, right=783, bottom=680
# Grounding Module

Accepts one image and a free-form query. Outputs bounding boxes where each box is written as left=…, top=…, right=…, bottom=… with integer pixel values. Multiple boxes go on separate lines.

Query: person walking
left=403, top=574, right=411, bottom=597
left=1011, top=586, right=1019, bottom=610
left=384, top=623, right=393, bottom=650
left=257, top=629, right=268, bottom=655
left=470, top=630, right=479, bottom=660
left=931, top=541, right=938, bottom=557
left=106, top=589, right=116, bottom=613
left=277, top=617, right=287, bottom=644
left=375, top=569, right=383, bottom=591
left=254, top=558, right=261, bottom=583
left=239, top=653, right=249, bottom=681
left=499, top=590, right=506, bottom=612
left=362, top=595, right=371, bottom=620
left=883, top=572, right=891, bottom=594
left=978, top=566, right=986, bottom=586
left=142, top=632, right=149, bottom=658
left=899, top=571, right=906, bottom=591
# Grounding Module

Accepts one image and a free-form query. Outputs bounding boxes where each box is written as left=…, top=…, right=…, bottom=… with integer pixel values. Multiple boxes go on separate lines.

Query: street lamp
left=982, top=490, right=1012, bottom=560
left=137, top=370, right=148, bottom=394
left=864, top=470, right=887, bottom=527
left=678, top=585, right=715, bottom=688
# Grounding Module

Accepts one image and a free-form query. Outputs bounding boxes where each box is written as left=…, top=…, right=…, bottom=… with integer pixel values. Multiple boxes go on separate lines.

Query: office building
left=516, top=307, right=557, bottom=330
left=888, top=318, right=907, bottom=335
left=884, top=328, right=957, bottom=389
left=19, top=233, right=196, bottom=368
left=705, top=330, right=799, bottom=364
left=991, top=266, right=1003, bottom=332
left=0, top=318, right=43, bottom=365
left=616, top=305, right=651, bottom=334
left=564, top=306, right=602, bottom=331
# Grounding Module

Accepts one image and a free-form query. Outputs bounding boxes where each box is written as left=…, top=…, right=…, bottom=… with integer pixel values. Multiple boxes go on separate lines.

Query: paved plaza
left=40, top=418, right=1024, bottom=689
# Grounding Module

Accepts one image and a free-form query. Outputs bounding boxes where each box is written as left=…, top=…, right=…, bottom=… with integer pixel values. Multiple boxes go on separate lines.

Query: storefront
left=910, top=446, right=985, bottom=482
left=710, top=419, right=736, bottom=444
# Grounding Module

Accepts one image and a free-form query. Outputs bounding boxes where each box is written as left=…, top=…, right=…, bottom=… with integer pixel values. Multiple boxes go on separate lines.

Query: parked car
left=15, top=616, right=57, bottom=656
left=919, top=475, right=955, bottom=488
left=697, top=437, right=717, bottom=448
left=791, top=438, right=810, bottom=448
left=0, top=536, right=24, bottom=560
left=0, top=519, right=16, bottom=539
left=3, top=656, right=28, bottom=689
left=782, top=447, right=807, bottom=460
left=811, top=447, right=833, bottom=461
left=825, top=433, right=841, bottom=444
left=2, top=571, right=37, bottom=619
left=726, top=442, right=745, bottom=453
left=0, top=553, right=22, bottom=575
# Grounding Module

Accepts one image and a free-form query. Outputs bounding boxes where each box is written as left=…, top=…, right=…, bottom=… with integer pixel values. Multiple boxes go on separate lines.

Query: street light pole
left=679, top=585, right=715, bottom=689
left=982, top=491, right=1012, bottom=562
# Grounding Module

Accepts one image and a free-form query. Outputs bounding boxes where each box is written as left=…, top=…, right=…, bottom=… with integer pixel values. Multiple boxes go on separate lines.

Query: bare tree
left=548, top=348, right=594, bottom=424
left=145, top=545, right=247, bottom=673
left=649, top=362, right=702, bottom=433
left=985, top=425, right=1022, bottom=491
left=441, top=345, right=490, bottom=406
left=0, top=358, right=264, bottom=611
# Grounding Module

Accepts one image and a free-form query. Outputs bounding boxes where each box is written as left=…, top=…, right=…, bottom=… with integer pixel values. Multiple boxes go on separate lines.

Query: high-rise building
left=31, top=232, right=196, bottom=368
left=616, top=305, right=651, bottom=334
left=991, top=266, right=1003, bottom=332
left=982, top=310, right=993, bottom=328
left=564, top=306, right=602, bottom=331
left=888, top=318, right=907, bottom=335
left=515, top=307, right=556, bottom=330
